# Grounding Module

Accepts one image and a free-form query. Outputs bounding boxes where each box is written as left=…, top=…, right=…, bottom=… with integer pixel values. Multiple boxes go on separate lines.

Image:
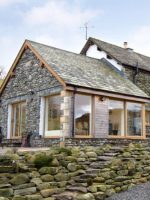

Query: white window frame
left=44, top=94, right=62, bottom=137
left=7, top=104, right=12, bottom=139
left=39, top=97, right=46, bottom=136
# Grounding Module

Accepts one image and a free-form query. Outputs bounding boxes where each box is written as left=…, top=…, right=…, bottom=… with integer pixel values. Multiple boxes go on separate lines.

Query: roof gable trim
left=0, top=40, right=66, bottom=93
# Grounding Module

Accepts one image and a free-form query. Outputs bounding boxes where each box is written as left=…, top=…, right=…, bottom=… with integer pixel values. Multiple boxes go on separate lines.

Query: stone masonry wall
left=124, top=65, right=150, bottom=96
left=60, top=90, right=74, bottom=138
left=1, top=48, right=62, bottom=139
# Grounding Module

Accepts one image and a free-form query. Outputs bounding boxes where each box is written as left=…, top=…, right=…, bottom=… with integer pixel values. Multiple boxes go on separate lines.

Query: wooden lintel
left=65, top=85, right=150, bottom=103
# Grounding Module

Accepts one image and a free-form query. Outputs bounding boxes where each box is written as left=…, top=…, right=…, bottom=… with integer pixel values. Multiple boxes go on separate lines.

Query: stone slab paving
left=106, top=182, right=150, bottom=200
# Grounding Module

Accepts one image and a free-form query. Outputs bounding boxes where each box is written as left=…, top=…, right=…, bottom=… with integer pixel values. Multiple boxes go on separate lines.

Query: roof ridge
left=90, top=37, right=150, bottom=59
left=27, top=39, right=105, bottom=63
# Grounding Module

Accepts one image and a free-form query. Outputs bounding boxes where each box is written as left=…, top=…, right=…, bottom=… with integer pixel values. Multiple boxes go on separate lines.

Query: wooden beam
left=124, top=101, right=127, bottom=137
left=39, top=61, right=44, bottom=68
left=142, top=103, right=146, bottom=138
left=24, top=44, right=28, bottom=50
left=65, top=86, right=150, bottom=103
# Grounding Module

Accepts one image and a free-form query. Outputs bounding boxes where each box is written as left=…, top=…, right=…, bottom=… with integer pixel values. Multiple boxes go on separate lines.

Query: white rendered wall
left=86, top=45, right=122, bottom=71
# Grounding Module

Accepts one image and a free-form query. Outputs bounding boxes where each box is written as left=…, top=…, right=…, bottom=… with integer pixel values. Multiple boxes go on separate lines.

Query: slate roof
left=28, top=40, right=149, bottom=98
left=81, top=37, right=150, bottom=71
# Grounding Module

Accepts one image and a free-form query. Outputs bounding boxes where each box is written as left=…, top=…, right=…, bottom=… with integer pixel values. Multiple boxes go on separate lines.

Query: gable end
left=0, top=40, right=66, bottom=94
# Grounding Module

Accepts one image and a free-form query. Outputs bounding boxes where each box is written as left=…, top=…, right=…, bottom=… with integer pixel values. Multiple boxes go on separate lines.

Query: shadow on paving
left=106, top=182, right=150, bottom=200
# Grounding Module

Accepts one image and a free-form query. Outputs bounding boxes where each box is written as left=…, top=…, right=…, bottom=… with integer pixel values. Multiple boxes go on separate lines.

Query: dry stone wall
left=0, top=143, right=150, bottom=199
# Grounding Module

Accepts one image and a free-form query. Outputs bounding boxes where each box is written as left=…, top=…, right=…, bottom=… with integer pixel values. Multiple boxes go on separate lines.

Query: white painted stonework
left=86, top=45, right=123, bottom=71
left=39, top=97, right=45, bottom=136
left=7, top=104, right=12, bottom=139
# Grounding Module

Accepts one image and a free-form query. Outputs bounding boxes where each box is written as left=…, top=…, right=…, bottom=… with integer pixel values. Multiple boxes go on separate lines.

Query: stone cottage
left=0, top=39, right=150, bottom=147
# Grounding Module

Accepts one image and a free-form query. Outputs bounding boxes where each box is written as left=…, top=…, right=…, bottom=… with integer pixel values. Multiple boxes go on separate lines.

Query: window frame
left=108, top=98, right=145, bottom=139
left=74, top=93, right=93, bottom=138
left=108, top=99, right=125, bottom=137
left=126, top=102, right=143, bottom=137
left=145, top=103, right=150, bottom=136
left=10, top=101, right=26, bottom=139
left=44, top=94, right=61, bottom=138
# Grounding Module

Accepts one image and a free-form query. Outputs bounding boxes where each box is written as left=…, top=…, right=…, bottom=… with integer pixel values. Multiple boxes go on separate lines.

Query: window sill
left=44, top=136, right=61, bottom=139
left=10, top=137, right=21, bottom=140
left=108, top=135, right=146, bottom=139
left=74, top=135, right=92, bottom=138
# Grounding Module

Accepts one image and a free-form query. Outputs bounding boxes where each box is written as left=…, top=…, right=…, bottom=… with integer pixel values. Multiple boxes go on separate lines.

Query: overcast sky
left=1, top=0, right=150, bottom=72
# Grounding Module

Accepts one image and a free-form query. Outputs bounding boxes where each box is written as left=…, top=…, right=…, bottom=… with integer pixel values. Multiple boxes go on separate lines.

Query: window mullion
left=124, top=101, right=127, bottom=137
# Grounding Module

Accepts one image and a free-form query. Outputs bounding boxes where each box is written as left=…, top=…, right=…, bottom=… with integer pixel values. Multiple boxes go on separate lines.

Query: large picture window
left=109, top=100, right=124, bottom=136
left=75, top=94, right=91, bottom=136
left=127, top=102, right=142, bottom=136
left=45, top=95, right=61, bottom=136
left=108, top=99, right=144, bottom=138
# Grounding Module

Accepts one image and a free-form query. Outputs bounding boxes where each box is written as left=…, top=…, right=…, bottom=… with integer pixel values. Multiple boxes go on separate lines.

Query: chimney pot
left=124, top=42, right=128, bottom=49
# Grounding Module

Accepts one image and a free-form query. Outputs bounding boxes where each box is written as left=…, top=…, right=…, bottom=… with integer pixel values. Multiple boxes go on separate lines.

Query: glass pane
left=20, top=103, right=26, bottom=135
left=145, top=103, right=150, bottom=135
left=127, top=102, right=142, bottom=136
left=12, top=106, right=17, bottom=138
left=109, top=100, right=124, bottom=136
left=48, top=95, right=61, bottom=130
left=15, top=105, right=20, bottom=137
left=75, top=94, right=91, bottom=136
left=12, top=102, right=26, bottom=138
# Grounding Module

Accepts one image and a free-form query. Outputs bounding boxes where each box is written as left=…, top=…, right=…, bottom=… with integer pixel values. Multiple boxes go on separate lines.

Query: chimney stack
left=124, top=42, right=128, bottom=49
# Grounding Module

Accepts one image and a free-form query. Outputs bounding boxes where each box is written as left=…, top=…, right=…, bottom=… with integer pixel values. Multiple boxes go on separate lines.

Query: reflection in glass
left=75, top=94, right=91, bottom=136
left=127, top=102, right=142, bottom=136
left=47, top=95, right=61, bottom=131
left=145, top=103, right=150, bottom=135
left=109, top=100, right=124, bottom=136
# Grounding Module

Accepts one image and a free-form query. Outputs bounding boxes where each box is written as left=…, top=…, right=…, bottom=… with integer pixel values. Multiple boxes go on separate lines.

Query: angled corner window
left=74, top=94, right=92, bottom=136
left=45, top=94, right=61, bottom=137
left=109, top=100, right=124, bottom=136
